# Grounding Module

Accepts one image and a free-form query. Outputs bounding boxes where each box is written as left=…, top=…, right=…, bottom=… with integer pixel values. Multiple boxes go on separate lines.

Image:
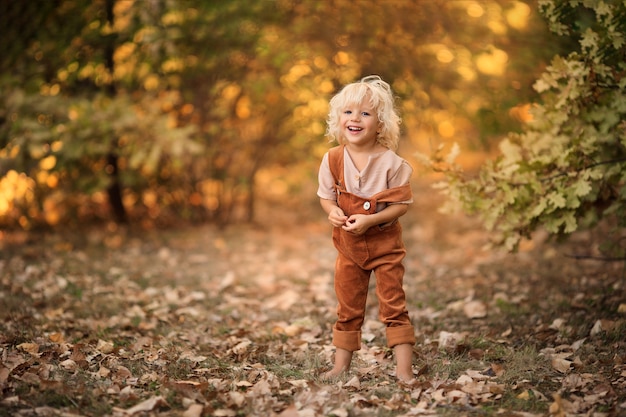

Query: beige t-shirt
left=317, top=147, right=413, bottom=211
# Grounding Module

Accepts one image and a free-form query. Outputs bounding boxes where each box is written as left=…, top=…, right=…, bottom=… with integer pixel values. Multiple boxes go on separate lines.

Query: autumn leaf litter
left=1, top=190, right=625, bottom=416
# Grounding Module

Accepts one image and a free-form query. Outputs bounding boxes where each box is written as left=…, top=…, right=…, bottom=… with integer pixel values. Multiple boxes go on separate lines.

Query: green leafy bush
left=425, top=1, right=626, bottom=252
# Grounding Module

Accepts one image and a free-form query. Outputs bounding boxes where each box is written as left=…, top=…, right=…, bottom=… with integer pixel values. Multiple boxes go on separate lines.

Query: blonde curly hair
left=326, top=75, right=401, bottom=151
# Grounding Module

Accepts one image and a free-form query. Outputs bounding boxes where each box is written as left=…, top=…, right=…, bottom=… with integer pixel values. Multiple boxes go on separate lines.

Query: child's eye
left=344, top=110, right=352, bottom=114
left=362, top=112, right=370, bottom=116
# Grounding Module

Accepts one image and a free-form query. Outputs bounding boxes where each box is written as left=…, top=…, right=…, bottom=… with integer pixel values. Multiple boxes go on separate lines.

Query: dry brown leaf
left=231, top=340, right=252, bottom=357
left=489, top=384, right=506, bottom=395
left=344, top=376, right=360, bottom=390
left=183, top=403, right=204, bottom=417
left=501, top=326, right=512, bottom=337
left=228, top=391, right=246, bottom=407
left=1, top=396, right=19, bottom=407
left=463, top=300, right=487, bottom=319
left=287, top=379, right=309, bottom=388
left=213, top=409, right=237, bottom=417
left=490, top=363, right=505, bottom=377
left=465, top=369, right=492, bottom=381
left=277, top=405, right=300, bottom=417
left=119, top=386, right=137, bottom=402
left=459, top=379, right=485, bottom=395
left=590, top=319, right=616, bottom=336
left=114, top=365, right=133, bottom=382
left=252, top=379, right=272, bottom=396
left=266, top=289, right=301, bottom=310
left=284, top=324, right=302, bottom=337
left=0, top=367, right=10, bottom=386
left=438, top=331, right=466, bottom=348
left=59, top=359, right=77, bottom=371
left=551, top=357, right=572, bottom=374
left=447, top=389, right=468, bottom=403
left=17, top=342, right=40, bottom=356
left=97, top=366, right=111, bottom=378
left=16, top=371, right=40, bottom=385
left=49, top=332, right=65, bottom=343
left=97, top=339, right=115, bottom=354
left=329, top=408, right=349, bottom=417
left=549, top=393, right=567, bottom=417
left=117, top=395, right=169, bottom=415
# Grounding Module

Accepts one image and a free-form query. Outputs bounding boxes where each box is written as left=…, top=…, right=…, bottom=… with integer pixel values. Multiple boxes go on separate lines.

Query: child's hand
left=342, top=214, right=371, bottom=236
left=328, top=207, right=348, bottom=228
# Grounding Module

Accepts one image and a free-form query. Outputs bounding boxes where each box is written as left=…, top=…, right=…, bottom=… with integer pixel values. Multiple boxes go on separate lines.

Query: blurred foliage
left=0, top=0, right=562, bottom=229
left=426, top=0, right=626, bottom=253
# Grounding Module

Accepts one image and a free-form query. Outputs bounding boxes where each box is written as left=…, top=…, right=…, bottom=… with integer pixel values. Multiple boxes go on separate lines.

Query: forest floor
left=1, top=180, right=625, bottom=416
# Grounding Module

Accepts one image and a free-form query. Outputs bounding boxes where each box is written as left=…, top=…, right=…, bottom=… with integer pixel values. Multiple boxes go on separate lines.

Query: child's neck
left=346, top=141, right=386, bottom=155
left=345, top=142, right=387, bottom=172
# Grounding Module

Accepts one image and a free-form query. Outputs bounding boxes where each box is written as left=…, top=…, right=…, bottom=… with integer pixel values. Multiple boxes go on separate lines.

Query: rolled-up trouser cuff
left=332, top=327, right=361, bottom=352
left=386, top=325, right=416, bottom=348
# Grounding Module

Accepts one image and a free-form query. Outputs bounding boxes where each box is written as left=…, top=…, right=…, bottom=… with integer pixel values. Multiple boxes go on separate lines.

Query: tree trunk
left=104, top=0, right=128, bottom=224
left=106, top=153, right=127, bottom=223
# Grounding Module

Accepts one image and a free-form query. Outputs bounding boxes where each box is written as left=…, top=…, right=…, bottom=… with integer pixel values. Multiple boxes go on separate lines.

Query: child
left=317, top=75, right=415, bottom=383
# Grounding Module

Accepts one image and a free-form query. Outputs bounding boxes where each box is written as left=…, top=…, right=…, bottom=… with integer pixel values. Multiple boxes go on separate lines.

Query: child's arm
left=320, top=198, right=349, bottom=228
left=342, top=203, right=408, bottom=236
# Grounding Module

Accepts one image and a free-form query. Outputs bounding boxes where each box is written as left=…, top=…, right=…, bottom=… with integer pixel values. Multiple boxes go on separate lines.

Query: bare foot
left=321, top=348, right=352, bottom=380
left=397, top=376, right=418, bottom=388
left=320, top=368, right=345, bottom=380
left=396, top=372, right=415, bottom=383
left=394, top=343, right=414, bottom=383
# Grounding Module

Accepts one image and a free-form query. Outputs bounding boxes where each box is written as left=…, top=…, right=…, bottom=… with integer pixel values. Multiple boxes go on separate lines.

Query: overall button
left=363, top=201, right=371, bottom=210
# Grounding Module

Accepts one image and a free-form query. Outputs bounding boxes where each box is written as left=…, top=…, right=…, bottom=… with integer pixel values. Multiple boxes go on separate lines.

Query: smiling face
left=339, top=99, right=380, bottom=149
left=326, top=76, right=400, bottom=151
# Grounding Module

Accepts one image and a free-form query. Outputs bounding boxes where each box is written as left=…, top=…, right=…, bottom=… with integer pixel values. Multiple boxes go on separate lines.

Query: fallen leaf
left=277, top=404, right=299, bottom=417
left=97, top=366, right=111, bottom=378
left=183, top=403, right=204, bottom=417
left=463, top=300, right=487, bottom=319
left=590, top=319, right=616, bottom=336
left=344, top=376, right=360, bottom=390
left=447, top=389, right=468, bottom=403
left=329, top=408, right=349, bottom=417
left=49, top=332, right=65, bottom=343
left=571, top=338, right=585, bottom=351
left=213, top=409, right=237, bottom=416
left=119, top=395, right=169, bottom=415
left=59, top=359, right=77, bottom=371
left=288, top=379, right=309, bottom=388
left=17, top=342, right=40, bottom=356
left=438, top=331, right=466, bottom=348
left=228, top=391, right=246, bottom=407
left=97, top=339, right=115, bottom=354
left=551, top=357, right=572, bottom=374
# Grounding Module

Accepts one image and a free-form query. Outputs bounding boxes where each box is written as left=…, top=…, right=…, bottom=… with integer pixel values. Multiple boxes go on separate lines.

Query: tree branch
left=541, top=157, right=626, bottom=183
left=565, top=253, right=626, bottom=262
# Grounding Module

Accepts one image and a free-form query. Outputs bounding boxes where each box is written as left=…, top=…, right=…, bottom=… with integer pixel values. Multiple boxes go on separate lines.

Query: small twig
left=541, top=157, right=626, bottom=183
left=564, top=253, right=626, bottom=262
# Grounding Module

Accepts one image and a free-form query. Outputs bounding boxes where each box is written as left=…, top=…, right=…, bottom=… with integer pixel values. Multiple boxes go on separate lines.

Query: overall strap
left=328, top=145, right=345, bottom=186
left=372, top=183, right=412, bottom=204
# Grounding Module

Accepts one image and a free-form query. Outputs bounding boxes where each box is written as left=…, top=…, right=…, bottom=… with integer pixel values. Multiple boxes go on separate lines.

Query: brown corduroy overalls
left=328, top=145, right=416, bottom=352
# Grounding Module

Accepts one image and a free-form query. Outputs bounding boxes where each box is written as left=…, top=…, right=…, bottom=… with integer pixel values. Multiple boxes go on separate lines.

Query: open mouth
left=347, top=126, right=363, bottom=132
